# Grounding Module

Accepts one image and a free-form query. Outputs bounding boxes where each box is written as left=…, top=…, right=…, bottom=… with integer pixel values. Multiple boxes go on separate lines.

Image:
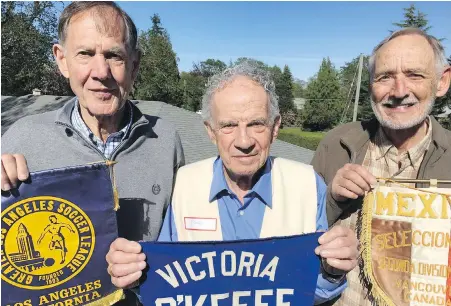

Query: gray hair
left=369, top=28, right=448, bottom=82
left=201, top=60, right=280, bottom=125
left=58, top=1, right=138, bottom=55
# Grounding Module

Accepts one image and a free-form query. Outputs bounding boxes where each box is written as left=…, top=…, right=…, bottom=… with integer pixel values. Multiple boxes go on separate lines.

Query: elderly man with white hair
left=107, top=60, right=360, bottom=304
left=311, top=28, right=451, bottom=306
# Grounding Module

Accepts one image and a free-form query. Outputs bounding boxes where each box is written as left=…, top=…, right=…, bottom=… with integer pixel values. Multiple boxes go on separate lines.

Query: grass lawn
left=278, top=128, right=325, bottom=151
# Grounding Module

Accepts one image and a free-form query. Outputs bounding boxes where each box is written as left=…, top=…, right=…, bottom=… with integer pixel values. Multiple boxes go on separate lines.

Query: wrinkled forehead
left=67, top=6, right=126, bottom=42
left=375, top=34, right=435, bottom=70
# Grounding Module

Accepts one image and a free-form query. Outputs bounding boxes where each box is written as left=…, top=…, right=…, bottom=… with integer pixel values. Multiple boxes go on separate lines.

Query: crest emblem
left=152, top=184, right=161, bottom=195
left=359, top=185, right=451, bottom=306
left=1, top=196, right=95, bottom=290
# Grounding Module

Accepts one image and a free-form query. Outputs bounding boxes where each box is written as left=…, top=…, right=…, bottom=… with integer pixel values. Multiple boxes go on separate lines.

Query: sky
left=58, top=1, right=451, bottom=81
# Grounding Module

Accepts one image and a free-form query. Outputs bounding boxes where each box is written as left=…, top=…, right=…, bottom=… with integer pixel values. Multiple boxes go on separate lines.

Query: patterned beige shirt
left=332, top=118, right=432, bottom=306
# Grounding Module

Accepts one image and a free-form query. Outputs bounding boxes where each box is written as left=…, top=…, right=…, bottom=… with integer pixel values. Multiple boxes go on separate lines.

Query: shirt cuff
left=128, top=287, right=143, bottom=304
left=314, top=272, right=347, bottom=304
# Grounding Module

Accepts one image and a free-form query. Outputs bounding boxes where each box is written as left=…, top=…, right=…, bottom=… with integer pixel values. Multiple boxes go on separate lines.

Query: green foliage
left=1, top=2, right=71, bottom=96
left=433, top=56, right=451, bottom=129
left=234, top=57, right=268, bottom=70
left=339, top=55, right=373, bottom=122
left=302, top=58, right=344, bottom=131
left=392, top=4, right=431, bottom=32
left=180, top=72, right=205, bottom=111
left=278, top=65, right=295, bottom=114
left=270, top=65, right=283, bottom=108
left=267, top=65, right=296, bottom=126
left=278, top=128, right=325, bottom=150
left=180, top=59, right=227, bottom=111
left=133, top=14, right=182, bottom=106
left=192, top=59, right=227, bottom=79
left=280, top=109, right=303, bottom=127
left=293, top=78, right=305, bottom=98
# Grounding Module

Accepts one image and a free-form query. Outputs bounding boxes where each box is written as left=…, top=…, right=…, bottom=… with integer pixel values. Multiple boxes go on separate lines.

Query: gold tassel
left=106, top=160, right=120, bottom=211
left=359, top=189, right=395, bottom=306
left=85, top=289, right=124, bottom=306
left=86, top=160, right=120, bottom=210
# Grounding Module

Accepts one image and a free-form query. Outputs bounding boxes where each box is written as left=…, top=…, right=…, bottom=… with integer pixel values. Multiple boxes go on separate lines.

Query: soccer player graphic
left=37, top=215, right=75, bottom=264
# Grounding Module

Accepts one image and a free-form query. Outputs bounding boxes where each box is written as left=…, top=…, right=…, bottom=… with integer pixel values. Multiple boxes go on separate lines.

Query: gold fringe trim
left=106, top=160, right=120, bottom=211
left=377, top=177, right=451, bottom=201
left=85, top=160, right=120, bottom=210
left=358, top=182, right=451, bottom=305
left=358, top=189, right=395, bottom=306
left=85, top=289, right=124, bottom=306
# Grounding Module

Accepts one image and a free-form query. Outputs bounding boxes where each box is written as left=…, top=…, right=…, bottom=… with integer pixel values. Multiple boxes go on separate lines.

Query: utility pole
left=352, top=54, right=364, bottom=122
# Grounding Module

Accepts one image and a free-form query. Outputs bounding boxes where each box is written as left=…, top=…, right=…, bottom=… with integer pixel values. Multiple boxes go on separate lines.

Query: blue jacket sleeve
left=157, top=205, right=179, bottom=242
left=314, top=173, right=347, bottom=304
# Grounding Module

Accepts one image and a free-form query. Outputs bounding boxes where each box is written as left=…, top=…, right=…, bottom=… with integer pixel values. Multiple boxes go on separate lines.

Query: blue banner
left=1, top=162, right=123, bottom=306
left=139, top=232, right=321, bottom=306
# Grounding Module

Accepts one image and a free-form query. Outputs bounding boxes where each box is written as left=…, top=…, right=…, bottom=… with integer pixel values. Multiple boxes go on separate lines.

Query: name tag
left=184, top=217, right=217, bottom=231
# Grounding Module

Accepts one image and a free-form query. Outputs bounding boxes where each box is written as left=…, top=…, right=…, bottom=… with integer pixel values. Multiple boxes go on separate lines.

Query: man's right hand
left=1, top=154, right=29, bottom=191
left=106, top=238, right=147, bottom=289
left=331, top=163, right=376, bottom=202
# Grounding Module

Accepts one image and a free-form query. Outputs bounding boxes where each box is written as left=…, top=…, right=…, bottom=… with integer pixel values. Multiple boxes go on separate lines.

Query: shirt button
left=239, top=211, right=244, bottom=216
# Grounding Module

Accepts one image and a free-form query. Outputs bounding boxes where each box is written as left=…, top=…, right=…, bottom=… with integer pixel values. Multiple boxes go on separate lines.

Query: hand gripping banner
left=139, top=232, right=322, bottom=306
left=358, top=183, right=451, bottom=306
left=1, top=162, right=123, bottom=306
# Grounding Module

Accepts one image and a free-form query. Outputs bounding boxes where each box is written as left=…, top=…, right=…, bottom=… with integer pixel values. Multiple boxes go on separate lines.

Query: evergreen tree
left=393, top=4, right=431, bottom=32
left=302, top=58, right=344, bottom=131
left=279, top=65, right=295, bottom=115
left=133, top=14, right=182, bottom=106
left=339, top=55, right=373, bottom=122
left=180, top=72, right=205, bottom=111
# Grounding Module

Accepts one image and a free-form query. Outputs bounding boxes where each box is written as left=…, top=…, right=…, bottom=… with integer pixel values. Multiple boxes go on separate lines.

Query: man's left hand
left=315, top=226, right=359, bottom=274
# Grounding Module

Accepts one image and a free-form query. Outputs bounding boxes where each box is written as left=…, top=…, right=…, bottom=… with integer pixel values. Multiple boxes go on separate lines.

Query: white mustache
left=381, top=98, right=419, bottom=106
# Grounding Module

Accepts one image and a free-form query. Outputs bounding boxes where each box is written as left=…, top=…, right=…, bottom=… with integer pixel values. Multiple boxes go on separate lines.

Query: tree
left=392, top=4, right=431, bottom=32
left=269, top=65, right=295, bottom=126
left=268, top=65, right=297, bottom=126
left=279, top=65, right=295, bottom=115
left=392, top=4, right=449, bottom=119
left=293, top=78, right=305, bottom=98
left=192, top=59, right=227, bottom=79
left=180, top=72, right=205, bottom=111
left=302, top=58, right=344, bottom=131
left=41, top=62, right=73, bottom=96
left=339, top=55, right=373, bottom=122
left=234, top=57, right=269, bottom=71
left=269, top=65, right=283, bottom=100
left=434, top=56, right=451, bottom=130
left=133, top=14, right=182, bottom=106
left=1, top=2, right=71, bottom=96
left=180, top=59, right=227, bottom=111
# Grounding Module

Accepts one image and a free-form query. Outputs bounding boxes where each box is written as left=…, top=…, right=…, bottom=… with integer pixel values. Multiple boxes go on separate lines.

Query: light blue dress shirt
left=158, top=157, right=347, bottom=304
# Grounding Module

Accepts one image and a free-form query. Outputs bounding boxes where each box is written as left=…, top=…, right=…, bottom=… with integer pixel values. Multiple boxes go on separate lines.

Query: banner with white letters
left=139, top=233, right=322, bottom=306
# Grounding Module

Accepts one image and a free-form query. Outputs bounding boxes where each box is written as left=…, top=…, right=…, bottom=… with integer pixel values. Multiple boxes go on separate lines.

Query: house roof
left=437, top=106, right=451, bottom=118
left=1, top=95, right=314, bottom=164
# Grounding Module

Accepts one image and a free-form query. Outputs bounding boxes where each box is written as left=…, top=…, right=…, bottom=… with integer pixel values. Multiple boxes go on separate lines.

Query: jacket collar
left=340, top=117, right=379, bottom=158
left=429, top=116, right=450, bottom=151
left=339, top=116, right=450, bottom=155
